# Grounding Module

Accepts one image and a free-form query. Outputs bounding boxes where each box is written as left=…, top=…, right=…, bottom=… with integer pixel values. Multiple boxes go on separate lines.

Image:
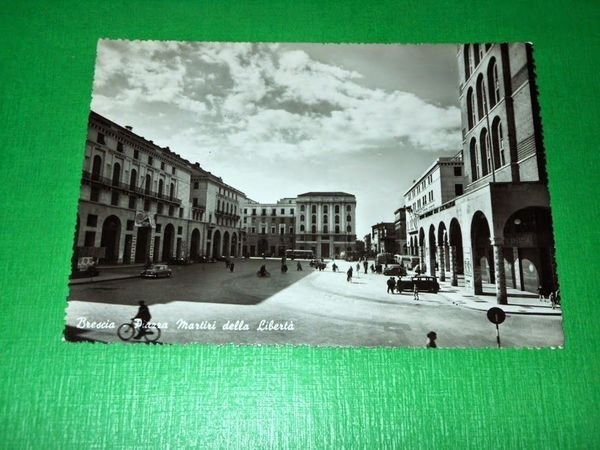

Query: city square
left=66, top=41, right=563, bottom=347
left=67, top=258, right=562, bottom=347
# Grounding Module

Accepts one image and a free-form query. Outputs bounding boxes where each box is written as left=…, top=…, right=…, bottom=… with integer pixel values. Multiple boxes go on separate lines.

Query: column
left=449, top=245, right=458, bottom=286
left=492, top=237, right=507, bottom=305
left=513, top=247, right=522, bottom=291
left=428, top=247, right=436, bottom=277
left=418, top=246, right=425, bottom=272
left=437, top=245, right=445, bottom=281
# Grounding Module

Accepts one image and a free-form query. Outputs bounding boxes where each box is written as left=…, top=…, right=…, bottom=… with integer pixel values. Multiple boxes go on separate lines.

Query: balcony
left=82, top=170, right=182, bottom=205
left=214, top=209, right=240, bottom=220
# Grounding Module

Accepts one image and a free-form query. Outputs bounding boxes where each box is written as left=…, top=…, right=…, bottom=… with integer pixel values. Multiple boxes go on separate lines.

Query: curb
left=450, top=300, right=562, bottom=316
left=69, top=274, right=140, bottom=286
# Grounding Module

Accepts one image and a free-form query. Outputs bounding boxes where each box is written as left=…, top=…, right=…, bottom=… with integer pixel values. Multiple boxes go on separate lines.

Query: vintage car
left=396, top=275, right=440, bottom=293
left=383, top=264, right=407, bottom=277
left=140, top=264, right=172, bottom=278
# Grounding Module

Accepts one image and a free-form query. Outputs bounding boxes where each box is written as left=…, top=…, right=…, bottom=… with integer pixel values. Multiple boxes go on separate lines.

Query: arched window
left=487, top=58, right=500, bottom=108
left=470, top=138, right=479, bottom=181
left=311, top=214, right=316, bottom=224
left=311, top=225, right=316, bottom=233
left=492, top=118, right=505, bottom=167
left=324, top=225, right=328, bottom=234
left=467, top=88, right=475, bottom=129
left=335, top=205, right=340, bottom=214
left=346, top=215, right=351, bottom=222
left=300, top=224, right=305, bottom=232
left=91, top=155, right=102, bottom=180
left=323, top=205, right=328, bottom=214
left=346, top=205, right=351, bottom=212
left=217, top=200, right=220, bottom=211
left=480, top=128, right=490, bottom=176
left=170, top=183, right=175, bottom=200
left=335, top=225, right=340, bottom=234
left=335, top=215, right=340, bottom=224
left=463, top=44, right=471, bottom=80
left=129, top=169, right=137, bottom=190
left=111, top=163, right=121, bottom=186
left=311, top=205, right=316, bottom=214
left=346, top=225, right=352, bottom=232
left=300, top=205, right=305, bottom=211
left=323, top=214, right=328, bottom=224
left=145, top=174, right=151, bottom=194
left=158, top=179, right=164, bottom=197
left=476, top=74, right=487, bottom=120
left=300, top=214, right=305, bottom=222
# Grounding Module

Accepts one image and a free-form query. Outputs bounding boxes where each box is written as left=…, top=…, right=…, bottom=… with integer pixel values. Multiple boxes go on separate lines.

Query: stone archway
left=162, top=224, right=175, bottom=262
left=222, top=231, right=230, bottom=258
left=437, top=222, right=448, bottom=282
left=190, top=228, right=201, bottom=260
left=100, top=215, right=121, bottom=263
left=428, top=224, right=437, bottom=277
left=212, top=230, right=221, bottom=258
left=470, top=211, right=494, bottom=294
left=449, top=218, right=464, bottom=286
left=231, top=232, right=238, bottom=257
left=503, top=207, right=556, bottom=294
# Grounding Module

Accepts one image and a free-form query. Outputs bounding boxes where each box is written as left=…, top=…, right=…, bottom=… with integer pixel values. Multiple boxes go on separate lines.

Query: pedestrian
left=356, top=263, right=360, bottom=273
left=281, top=263, right=288, bottom=273
left=537, top=285, right=544, bottom=302
left=363, top=260, right=368, bottom=274
left=396, top=277, right=403, bottom=294
left=370, top=264, right=375, bottom=273
left=297, top=261, right=303, bottom=271
left=549, top=290, right=557, bottom=309
left=387, top=276, right=396, bottom=294
left=426, top=331, right=437, bottom=348
left=346, top=266, right=353, bottom=282
left=229, top=262, right=235, bottom=272
left=413, top=284, right=419, bottom=301
left=555, top=288, right=561, bottom=305
left=332, top=263, right=338, bottom=272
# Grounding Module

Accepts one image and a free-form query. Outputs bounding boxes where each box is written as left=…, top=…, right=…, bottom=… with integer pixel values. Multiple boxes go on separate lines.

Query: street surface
left=66, top=259, right=564, bottom=347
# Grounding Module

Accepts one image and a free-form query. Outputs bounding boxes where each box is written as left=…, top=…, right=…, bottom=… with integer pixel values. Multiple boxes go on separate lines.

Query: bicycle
left=117, top=318, right=161, bottom=343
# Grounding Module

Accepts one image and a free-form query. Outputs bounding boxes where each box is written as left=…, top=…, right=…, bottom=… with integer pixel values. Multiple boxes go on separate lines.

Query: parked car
left=383, top=264, right=407, bottom=277
left=396, top=275, right=440, bottom=293
left=140, top=264, right=172, bottom=278
left=169, top=257, right=190, bottom=265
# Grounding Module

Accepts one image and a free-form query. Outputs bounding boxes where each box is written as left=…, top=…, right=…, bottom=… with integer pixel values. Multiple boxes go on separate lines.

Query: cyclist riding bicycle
left=133, top=300, right=151, bottom=339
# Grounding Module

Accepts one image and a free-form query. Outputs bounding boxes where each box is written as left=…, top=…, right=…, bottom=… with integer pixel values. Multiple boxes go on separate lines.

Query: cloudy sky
left=91, top=40, right=462, bottom=238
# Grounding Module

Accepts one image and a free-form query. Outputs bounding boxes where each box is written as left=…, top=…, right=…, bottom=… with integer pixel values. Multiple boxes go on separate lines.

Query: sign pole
left=496, top=323, right=501, bottom=348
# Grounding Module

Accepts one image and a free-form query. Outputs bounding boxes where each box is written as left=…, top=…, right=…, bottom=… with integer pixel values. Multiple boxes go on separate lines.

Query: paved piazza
left=67, top=259, right=563, bottom=347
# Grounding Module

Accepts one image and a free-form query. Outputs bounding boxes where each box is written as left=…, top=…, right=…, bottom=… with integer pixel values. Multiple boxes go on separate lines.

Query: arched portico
left=231, top=233, right=238, bottom=257
left=428, top=225, right=437, bottom=277
left=223, top=231, right=230, bottom=257
left=212, top=230, right=222, bottom=258
left=449, top=218, right=464, bottom=286
left=162, top=224, right=175, bottom=262
left=436, top=222, right=448, bottom=282
left=470, top=211, right=495, bottom=297
left=100, top=215, right=121, bottom=263
left=190, top=228, right=201, bottom=260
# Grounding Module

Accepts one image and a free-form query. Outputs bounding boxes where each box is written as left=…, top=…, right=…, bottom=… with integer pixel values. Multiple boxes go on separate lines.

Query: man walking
left=346, top=266, right=353, bottom=282
left=413, top=285, right=419, bottom=301
left=387, top=276, right=396, bottom=294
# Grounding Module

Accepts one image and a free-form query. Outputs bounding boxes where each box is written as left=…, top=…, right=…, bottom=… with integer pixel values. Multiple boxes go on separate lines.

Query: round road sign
left=487, top=307, right=506, bottom=325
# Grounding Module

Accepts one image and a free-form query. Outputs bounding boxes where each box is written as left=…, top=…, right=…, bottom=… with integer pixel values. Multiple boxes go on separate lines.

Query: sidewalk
left=69, top=264, right=144, bottom=285
left=434, top=277, right=561, bottom=316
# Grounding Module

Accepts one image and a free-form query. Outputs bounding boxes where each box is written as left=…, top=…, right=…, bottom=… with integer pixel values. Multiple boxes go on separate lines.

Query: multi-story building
left=241, top=198, right=296, bottom=257
left=295, top=192, right=357, bottom=259
left=371, top=222, right=396, bottom=254
left=189, top=163, right=245, bottom=259
left=393, top=207, right=407, bottom=255
left=404, top=155, right=465, bottom=256
left=409, top=43, right=557, bottom=303
left=74, top=111, right=246, bottom=267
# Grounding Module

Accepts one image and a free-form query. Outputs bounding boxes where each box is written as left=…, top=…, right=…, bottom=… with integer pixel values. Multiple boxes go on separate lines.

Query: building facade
left=394, top=207, right=407, bottom=255
left=371, top=222, right=396, bottom=254
left=241, top=198, right=296, bottom=257
left=295, top=192, right=357, bottom=259
left=74, top=112, right=246, bottom=267
left=404, top=155, right=465, bottom=256
left=408, top=43, right=557, bottom=303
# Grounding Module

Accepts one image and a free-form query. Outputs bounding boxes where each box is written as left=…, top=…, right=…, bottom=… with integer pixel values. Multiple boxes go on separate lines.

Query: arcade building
left=406, top=43, right=558, bottom=304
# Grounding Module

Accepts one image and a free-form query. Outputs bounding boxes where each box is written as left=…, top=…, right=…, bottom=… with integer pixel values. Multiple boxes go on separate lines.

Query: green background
left=1, top=1, right=598, bottom=448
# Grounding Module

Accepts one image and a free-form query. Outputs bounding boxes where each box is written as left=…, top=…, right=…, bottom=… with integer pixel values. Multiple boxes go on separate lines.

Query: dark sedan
left=383, top=264, right=407, bottom=277
left=397, top=275, right=440, bottom=293
left=140, top=264, right=172, bottom=278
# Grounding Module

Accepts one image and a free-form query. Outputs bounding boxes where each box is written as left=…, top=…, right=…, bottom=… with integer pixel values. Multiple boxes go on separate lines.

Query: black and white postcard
left=65, top=40, right=563, bottom=347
